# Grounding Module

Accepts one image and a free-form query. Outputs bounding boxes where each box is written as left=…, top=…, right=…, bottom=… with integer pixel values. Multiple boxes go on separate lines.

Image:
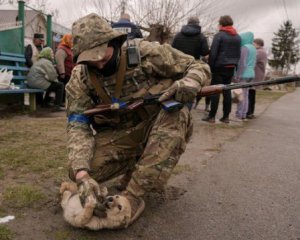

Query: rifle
left=198, top=75, right=300, bottom=97
left=84, top=75, right=300, bottom=116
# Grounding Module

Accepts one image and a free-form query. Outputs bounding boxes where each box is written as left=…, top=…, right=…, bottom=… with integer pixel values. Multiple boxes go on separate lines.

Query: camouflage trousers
left=90, top=106, right=193, bottom=196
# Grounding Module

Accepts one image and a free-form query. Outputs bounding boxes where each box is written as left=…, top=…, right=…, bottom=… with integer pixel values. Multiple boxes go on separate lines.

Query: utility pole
left=121, top=0, right=126, bottom=15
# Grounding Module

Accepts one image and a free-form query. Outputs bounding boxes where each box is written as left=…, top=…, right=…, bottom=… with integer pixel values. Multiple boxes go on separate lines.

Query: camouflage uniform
left=66, top=14, right=211, bottom=197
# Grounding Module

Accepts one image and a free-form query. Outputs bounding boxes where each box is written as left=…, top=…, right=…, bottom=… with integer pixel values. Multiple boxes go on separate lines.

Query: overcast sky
left=2, top=0, right=298, bottom=51
left=221, top=0, right=300, bottom=48
left=50, top=0, right=299, bottom=51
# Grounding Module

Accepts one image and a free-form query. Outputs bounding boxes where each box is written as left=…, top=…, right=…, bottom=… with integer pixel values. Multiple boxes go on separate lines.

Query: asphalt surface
left=139, top=89, right=299, bottom=240
left=94, top=89, right=300, bottom=240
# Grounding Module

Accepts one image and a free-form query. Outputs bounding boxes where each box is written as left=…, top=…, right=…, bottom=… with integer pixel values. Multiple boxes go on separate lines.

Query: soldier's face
left=88, top=47, right=114, bottom=70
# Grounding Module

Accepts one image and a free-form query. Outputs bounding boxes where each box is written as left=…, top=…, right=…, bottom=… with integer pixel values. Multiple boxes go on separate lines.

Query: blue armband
left=68, top=114, right=90, bottom=124
left=111, top=96, right=127, bottom=109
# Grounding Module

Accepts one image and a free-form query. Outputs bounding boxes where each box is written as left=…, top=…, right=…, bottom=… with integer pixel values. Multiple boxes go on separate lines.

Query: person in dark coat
left=24, top=33, right=44, bottom=68
left=112, top=13, right=143, bottom=39
left=202, top=15, right=241, bottom=123
left=172, top=16, right=209, bottom=60
left=172, top=16, right=210, bottom=110
left=24, top=33, right=45, bottom=105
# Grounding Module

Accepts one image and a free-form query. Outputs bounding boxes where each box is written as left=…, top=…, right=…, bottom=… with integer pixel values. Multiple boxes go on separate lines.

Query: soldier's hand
left=76, top=172, right=103, bottom=203
left=158, top=78, right=201, bottom=103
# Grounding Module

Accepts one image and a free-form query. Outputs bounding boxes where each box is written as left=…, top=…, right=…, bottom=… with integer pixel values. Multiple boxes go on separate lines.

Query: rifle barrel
left=84, top=75, right=300, bottom=116
left=223, top=75, right=300, bottom=91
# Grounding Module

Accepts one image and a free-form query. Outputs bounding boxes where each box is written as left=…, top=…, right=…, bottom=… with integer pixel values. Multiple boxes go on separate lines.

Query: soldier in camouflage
left=66, top=13, right=211, bottom=227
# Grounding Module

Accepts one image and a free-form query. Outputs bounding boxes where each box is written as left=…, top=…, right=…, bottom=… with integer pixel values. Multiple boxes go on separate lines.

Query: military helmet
left=72, top=13, right=127, bottom=63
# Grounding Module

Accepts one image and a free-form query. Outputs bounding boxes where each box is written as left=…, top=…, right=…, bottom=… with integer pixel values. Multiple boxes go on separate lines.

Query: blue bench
left=0, top=51, right=44, bottom=112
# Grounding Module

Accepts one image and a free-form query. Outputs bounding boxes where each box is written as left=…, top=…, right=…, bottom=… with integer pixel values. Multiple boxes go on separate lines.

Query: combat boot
left=121, top=191, right=145, bottom=226
left=116, top=168, right=135, bottom=191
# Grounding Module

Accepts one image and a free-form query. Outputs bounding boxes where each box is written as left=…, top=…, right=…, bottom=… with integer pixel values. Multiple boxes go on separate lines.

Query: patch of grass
left=0, top=225, right=14, bottom=240
left=204, top=147, right=221, bottom=152
left=256, top=90, right=286, bottom=102
left=172, top=164, right=191, bottom=175
left=76, top=237, right=94, bottom=240
left=0, top=208, right=8, bottom=218
left=215, top=123, right=244, bottom=129
left=54, top=230, right=71, bottom=240
left=0, top=117, right=68, bottom=178
left=0, top=167, right=4, bottom=180
left=3, top=184, right=45, bottom=208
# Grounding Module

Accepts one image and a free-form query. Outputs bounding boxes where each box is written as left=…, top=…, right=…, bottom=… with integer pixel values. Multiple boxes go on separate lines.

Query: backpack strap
left=88, top=67, right=112, bottom=104
left=114, top=49, right=127, bottom=99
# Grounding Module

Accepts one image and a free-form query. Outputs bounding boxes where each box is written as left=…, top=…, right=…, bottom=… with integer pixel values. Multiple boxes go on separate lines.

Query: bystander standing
left=202, top=15, right=241, bottom=123
left=247, top=38, right=268, bottom=119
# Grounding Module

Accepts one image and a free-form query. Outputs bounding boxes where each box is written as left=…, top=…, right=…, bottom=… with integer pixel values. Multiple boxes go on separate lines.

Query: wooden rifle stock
left=198, top=84, right=225, bottom=97
left=83, top=100, right=144, bottom=116
left=84, top=104, right=113, bottom=116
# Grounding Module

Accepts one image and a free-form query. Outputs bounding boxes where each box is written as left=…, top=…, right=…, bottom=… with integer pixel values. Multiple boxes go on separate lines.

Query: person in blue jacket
left=112, top=13, right=143, bottom=39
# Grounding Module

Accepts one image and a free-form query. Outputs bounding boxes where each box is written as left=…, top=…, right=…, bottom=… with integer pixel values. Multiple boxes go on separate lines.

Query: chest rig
left=87, top=45, right=172, bottom=130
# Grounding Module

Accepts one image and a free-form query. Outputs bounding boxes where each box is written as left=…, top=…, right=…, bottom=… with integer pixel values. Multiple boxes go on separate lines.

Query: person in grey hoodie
left=27, top=47, right=64, bottom=111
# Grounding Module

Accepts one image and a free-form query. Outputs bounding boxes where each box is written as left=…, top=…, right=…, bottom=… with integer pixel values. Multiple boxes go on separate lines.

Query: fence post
left=18, top=0, right=25, bottom=53
left=47, top=14, right=52, bottom=48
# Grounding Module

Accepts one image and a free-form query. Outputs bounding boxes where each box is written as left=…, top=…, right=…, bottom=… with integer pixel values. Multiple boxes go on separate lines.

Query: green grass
left=0, top=117, right=68, bottom=178
left=3, top=184, right=45, bottom=209
left=0, top=167, right=4, bottom=180
left=0, top=225, right=14, bottom=240
left=53, top=231, right=95, bottom=240
left=54, top=230, right=71, bottom=240
left=215, top=123, right=244, bottom=129
left=256, top=90, right=286, bottom=102
left=172, top=164, right=192, bottom=175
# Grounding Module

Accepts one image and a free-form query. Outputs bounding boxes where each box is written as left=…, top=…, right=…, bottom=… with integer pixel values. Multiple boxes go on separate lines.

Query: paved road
left=96, top=89, right=300, bottom=240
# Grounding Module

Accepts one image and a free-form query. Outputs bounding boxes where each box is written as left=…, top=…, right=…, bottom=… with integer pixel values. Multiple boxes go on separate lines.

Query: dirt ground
left=0, top=90, right=287, bottom=240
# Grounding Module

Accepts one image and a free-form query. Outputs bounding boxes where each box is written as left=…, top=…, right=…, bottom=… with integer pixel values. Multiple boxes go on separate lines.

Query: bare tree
left=72, top=0, right=221, bottom=43
left=82, top=0, right=121, bottom=22
left=121, top=0, right=220, bottom=43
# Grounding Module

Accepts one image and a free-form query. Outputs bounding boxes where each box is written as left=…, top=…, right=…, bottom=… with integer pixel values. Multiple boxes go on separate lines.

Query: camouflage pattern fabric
left=126, top=106, right=193, bottom=196
left=72, top=13, right=126, bottom=60
left=66, top=14, right=211, bottom=196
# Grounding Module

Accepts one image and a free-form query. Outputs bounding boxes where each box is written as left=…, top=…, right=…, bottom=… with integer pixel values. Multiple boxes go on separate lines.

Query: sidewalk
left=124, top=89, right=300, bottom=240
left=164, top=88, right=300, bottom=240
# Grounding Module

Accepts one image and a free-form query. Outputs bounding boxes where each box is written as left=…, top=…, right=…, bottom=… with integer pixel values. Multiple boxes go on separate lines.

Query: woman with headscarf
left=27, top=47, right=64, bottom=112
left=55, top=34, right=75, bottom=101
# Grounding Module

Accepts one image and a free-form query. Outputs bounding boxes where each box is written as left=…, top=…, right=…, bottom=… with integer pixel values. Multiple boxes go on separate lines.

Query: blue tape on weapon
left=68, top=114, right=90, bottom=124
left=111, top=97, right=127, bottom=109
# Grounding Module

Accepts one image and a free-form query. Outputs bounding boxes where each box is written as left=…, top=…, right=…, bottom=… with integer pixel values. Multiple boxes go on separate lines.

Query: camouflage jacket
left=66, top=40, right=211, bottom=174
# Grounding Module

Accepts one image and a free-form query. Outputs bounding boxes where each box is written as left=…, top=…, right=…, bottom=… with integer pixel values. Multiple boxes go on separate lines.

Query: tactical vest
left=87, top=46, right=173, bottom=130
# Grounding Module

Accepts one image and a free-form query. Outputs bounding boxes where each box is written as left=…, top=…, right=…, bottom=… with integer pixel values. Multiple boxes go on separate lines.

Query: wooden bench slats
left=0, top=52, right=46, bottom=112
left=0, top=55, right=26, bottom=63
left=11, top=75, right=27, bottom=80
left=0, top=52, right=25, bottom=58
left=0, top=65, right=28, bottom=71
left=0, top=89, right=44, bottom=94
